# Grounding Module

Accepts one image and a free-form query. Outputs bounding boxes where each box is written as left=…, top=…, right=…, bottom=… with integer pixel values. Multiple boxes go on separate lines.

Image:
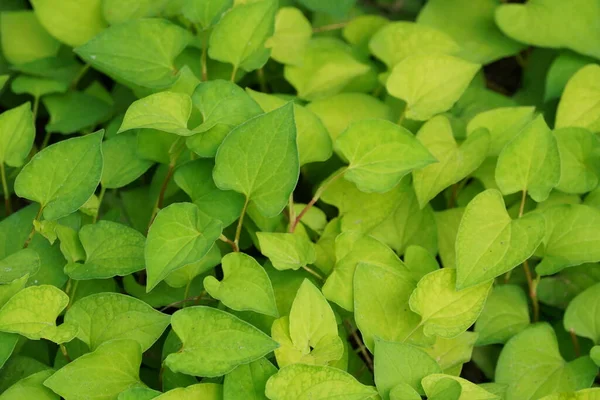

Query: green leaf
left=0, top=285, right=76, bottom=343
left=0, top=370, right=58, bottom=400
left=422, top=374, right=499, bottom=400
left=182, top=0, right=232, bottom=30
left=435, top=208, right=464, bottom=269
left=495, top=0, right=600, bottom=60
left=75, top=19, right=191, bottom=88
left=495, top=115, right=560, bottom=201
left=15, top=131, right=103, bottom=220
left=246, top=88, right=332, bottom=165
left=11, top=75, right=68, bottom=98
left=152, top=383, right=223, bottom=400
left=564, top=283, right=600, bottom=344
left=164, top=244, right=221, bottom=288
left=0, top=102, right=35, bottom=167
left=173, top=159, right=245, bottom=226
left=31, top=0, right=106, bottom=47
left=386, top=54, right=480, bottom=121
left=165, top=306, right=278, bottom=377
left=65, top=292, right=170, bottom=351
left=43, top=339, right=144, bottom=400
left=284, top=38, right=370, bottom=100
left=554, top=127, right=600, bottom=194
left=256, top=232, right=316, bottom=271
left=335, top=119, right=436, bottom=193
left=0, top=332, right=18, bottom=369
left=0, top=11, right=59, bottom=65
left=403, top=245, right=440, bottom=283
left=323, top=231, right=408, bottom=311
left=409, top=268, right=492, bottom=338
left=213, top=103, right=299, bottom=217
left=455, top=189, right=545, bottom=289
left=118, top=387, right=161, bottom=400
left=556, top=65, right=600, bottom=133
left=424, top=331, right=478, bottom=374
left=354, top=262, right=423, bottom=350
left=224, top=358, right=277, bottom=400
left=475, top=285, right=530, bottom=346
left=496, top=324, right=598, bottom=400
left=102, top=0, right=167, bottom=25
left=204, top=252, right=278, bottom=317
left=265, top=7, right=312, bottom=66
left=374, top=338, right=441, bottom=397
left=413, top=116, right=489, bottom=207
left=368, top=22, right=460, bottom=69
left=42, top=91, right=111, bottom=135
left=119, top=92, right=192, bottom=136
left=0, top=249, right=40, bottom=284
left=145, top=202, right=222, bottom=292
left=417, top=0, right=525, bottom=64
left=466, top=106, right=536, bottom=156
left=101, top=132, right=153, bottom=189
left=265, top=364, right=378, bottom=400
left=208, top=0, right=276, bottom=73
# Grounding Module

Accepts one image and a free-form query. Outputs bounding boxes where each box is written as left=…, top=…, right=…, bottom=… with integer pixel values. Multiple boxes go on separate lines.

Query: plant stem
left=71, top=63, right=91, bottom=89
left=66, top=279, right=79, bottom=310
left=397, top=108, right=406, bottom=125
left=41, top=130, right=52, bottom=149
left=518, top=189, right=527, bottom=217
left=257, top=68, right=268, bottom=92
left=517, top=190, right=540, bottom=321
left=160, top=291, right=208, bottom=311
left=219, top=234, right=238, bottom=252
left=93, top=185, right=107, bottom=223
left=313, top=22, right=347, bottom=33
left=59, top=344, right=72, bottom=363
left=23, top=205, right=43, bottom=248
left=32, top=96, right=40, bottom=122
left=201, top=30, right=209, bottom=81
left=343, top=320, right=373, bottom=371
left=287, top=195, right=296, bottom=232
left=290, top=168, right=346, bottom=233
left=148, top=163, right=176, bottom=229
left=230, top=65, right=238, bottom=82
left=0, top=163, right=11, bottom=216
left=303, top=265, right=324, bottom=281
left=570, top=329, right=581, bottom=357
left=234, top=198, right=249, bottom=251
left=182, top=281, right=192, bottom=308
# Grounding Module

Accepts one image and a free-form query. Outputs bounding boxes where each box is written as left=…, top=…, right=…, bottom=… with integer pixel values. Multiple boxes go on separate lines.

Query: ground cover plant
left=1, top=0, right=600, bottom=399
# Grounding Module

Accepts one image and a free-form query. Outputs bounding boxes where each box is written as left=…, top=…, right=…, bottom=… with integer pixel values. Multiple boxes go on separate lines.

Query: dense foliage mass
left=1, top=0, right=600, bottom=399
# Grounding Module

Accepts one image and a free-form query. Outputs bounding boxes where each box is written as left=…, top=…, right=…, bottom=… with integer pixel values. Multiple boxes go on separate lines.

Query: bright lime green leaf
left=403, top=245, right=439, bottom=283
left=102, top=0, right=167, bottom=25
left=0, top=102, right=35, bottom=167
left=455, top=189, right=545, bottom=289
left=43, top=339, right=144, bottom=400
left=297, top=0, right=355, bottom=17
left=182, top=0, right=232, bottom=29
left=424, top=331, right=478, bottom=374
left=145, top=202, right=222, bottom=292
left=257, top=232, right=316, bottom=271
left=66, top=292, right=170, bottom=351
left=387, top=54, right=480, bottom=121
left=118, top=387, right=160, bottom=400
left=213, top=103, right=299, bottom=217
left=375, top=338, right=441, bottom=397
left=0, top=332, right=18, bottom=369
left=165, top=306, right=278, bottom=377
left=102, top=132, right=153, bottom=189
left=539, top=388, right=600, bottom=400
left=0, top=285, right=76, bottom=343
left=119, top=92, right=192, bottom=136
left=564, top=283, right=600, bottom=343
left=556, top=65, right=600, bottom=133
left=209, top=0, right=276, bottom=73
left=475, top=285, right=530, bottom=346
left=173, top=159, right=244, bottom=226
left=422, top=374, right=499, bottom=400
left=164, top=244, right=221, bottom=288
left=224, top=358, right=277, bottom=400
left=335, top=119, right=436, bottom=193
left=306, top=93, right=392, bottom=141
left=354, top=262, right=423, bottom=350
left=65, top=221, right=145, bottom=280
left=15, top=131, right=103, bottom=221
left=495, top=0, right=600, bottom=60
left=323, top=231, right=408, bottom=311
left=435, top=208, right=464, bottom=269
left=284, top=38, right=370, bottom=101
left=496, top=324, right=598, bottom=400
left=0, top=11, right=59, bottom=65
left=413, top=116, right=489, bottom=207
left=204, top=252, right=278, bottom=317
left=466, top=106, right=535, bottom=156
left=265, top=364, right=378, bottom=400
left=417, top=0, right=525, bottom=64
left=389, top=384, right=420, bottom=400
left=0, top=370, right=57, bottom=400
left=545, top=52, right=595, bottom=102
left=410, top=268, right=492, bottom=338
left=496, top=115, right=560, bottom=201
left=592, top=346, right=600, bottom=366
left=554, top=127, right=600, bottom=194
left=0, top=249, right=40, bottom=284
left=537, top=205, right=600, bottom=275
left=246, top=88, right=332, bottom=165
left=11, top=75, right=68, bottom=98
left=42, top=91, right=111, bottom=134
left=343, top=15, right=389, bottom=57
left=265, top=7, right=312, bottom=66
left=153, top=383, right=222, bottom=400
left=75, top=19, right=191, bottom=88
left=369, top=21, right=460, bottom=69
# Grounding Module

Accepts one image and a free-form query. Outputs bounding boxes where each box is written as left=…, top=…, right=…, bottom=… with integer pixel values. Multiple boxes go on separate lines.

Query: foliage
left=1, top=0, right=600, bottom=399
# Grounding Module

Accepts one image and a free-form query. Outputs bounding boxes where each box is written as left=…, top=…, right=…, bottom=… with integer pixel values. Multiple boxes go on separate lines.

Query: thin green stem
left=234, top=198, right=249, bottom=251
left=397, top=108, right=406, bottom=125
left=257, top=68, right=268, bottom=92
left=41, top=130, right=52, bottom=150
left=71, top=63, right=91, bottom=89
left=570, top=329, right=581, bottom=357
left=287, top=195, right=296, bottom=232
left=182, top=281, right=192, bottom=308
left=290, top=168, right=347, bottom=233
left=219, top=234, right=238, bottom=252
left=516, top=190, right=539, bottom=320
left=230, top=65, right=238, bottom=82
left=148, top=163, right=176, bottom=230
left=59, top=344, right=72, bottom=363
left=66, top=279, right=79, bottom=310
left=313, top=22, right=347, bottom=33
left=32, top=96, right=40, bottom=122
left=518, top=189, right=527, bottom=218
left=0, top=163, right=11, bottom=216
left=23, top=205, right=43, bottom=248
left=93, top=185, right=107, bottom=223
left=303, top=265, right=324, bottom=281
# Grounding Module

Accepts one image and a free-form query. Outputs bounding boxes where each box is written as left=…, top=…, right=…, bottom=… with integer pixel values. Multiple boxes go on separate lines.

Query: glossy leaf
left=257, top=232, right=316, bottom=271
left=119, top=92, right=192, bottom=136
left=0, top=102, right=35, bottom=167
left=556, top=65, right=600, bottom=133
